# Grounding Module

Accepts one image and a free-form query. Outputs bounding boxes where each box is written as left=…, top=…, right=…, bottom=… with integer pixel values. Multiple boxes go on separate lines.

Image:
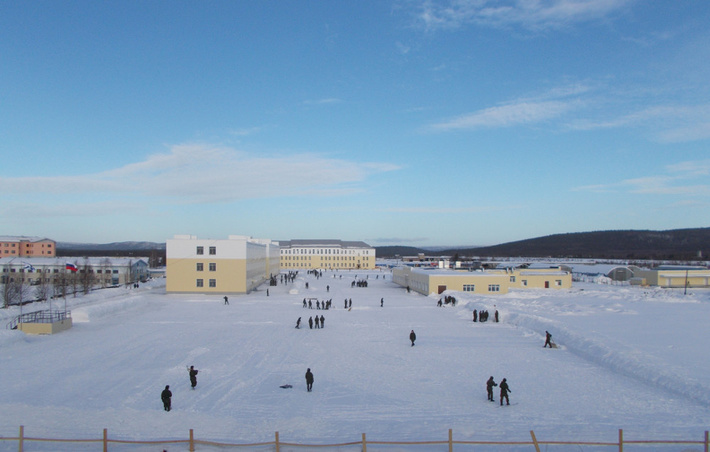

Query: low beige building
left=279, top=239, right=375, bottom=270
left=629, top=265, right=710, bottom=288
left=392, top=265, right=572, bottom=296
left=166, top=235, right=280, bottom=295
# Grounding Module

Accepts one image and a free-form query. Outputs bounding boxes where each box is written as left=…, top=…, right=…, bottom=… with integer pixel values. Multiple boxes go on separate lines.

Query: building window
left=196, top=246, right=204, bottom=255
left=509, top=276, right=516, bottom=282
left=522, top=280, right=527, bottom=286
left=463, top=284, right=475, bottom=292
left=209, top=279, right=216, bottom=288
left=196, top=279, right=204, bottom=287
left=209, top=246, right=216, bottom=255
left=488, top=284, right=500, bottom=292
left=209, top=263, right=216, bottom=271
left=196, top=263, right=204, bottom=272
left=555, top=280, right=562, bottom=286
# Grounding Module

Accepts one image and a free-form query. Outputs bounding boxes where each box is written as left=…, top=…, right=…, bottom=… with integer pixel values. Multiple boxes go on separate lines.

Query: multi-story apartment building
left=1, top=257, right=149, bottom=288
left=0, top=236, right=56, bottom=257
left=279, top=239, right=375, bottom=270
left=166, top=235, right=280, bottom=294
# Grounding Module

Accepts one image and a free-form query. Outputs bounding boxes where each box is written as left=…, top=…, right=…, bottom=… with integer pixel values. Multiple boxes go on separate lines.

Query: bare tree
left=99, top=258, right=112, bottom=288
left=80, top=258, right=95, bottom=294
left=33, top=266, right=52, bottom=302
left=2, top=271, right=30, bottom=308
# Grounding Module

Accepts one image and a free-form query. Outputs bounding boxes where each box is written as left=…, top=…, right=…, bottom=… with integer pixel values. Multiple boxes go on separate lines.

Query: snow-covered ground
left=0, top=269, right=709, bottom=451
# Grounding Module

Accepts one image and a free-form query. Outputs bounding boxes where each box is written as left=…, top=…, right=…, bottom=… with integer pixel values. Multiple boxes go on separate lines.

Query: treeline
left=376, top=228, right=710, bottom=260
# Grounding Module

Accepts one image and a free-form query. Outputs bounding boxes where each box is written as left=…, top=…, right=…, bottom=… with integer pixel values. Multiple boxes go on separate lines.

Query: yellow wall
left=166, top=258, right=248, bottom=293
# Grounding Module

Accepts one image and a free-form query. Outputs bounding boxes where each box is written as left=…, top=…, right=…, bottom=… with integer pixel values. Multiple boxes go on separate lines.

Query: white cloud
left=430, top=99, right=576, bottom=130
left=0, top=144, right=400, bottom=204
left=415, top=0, right=634, bottom=31
left=574, top=159, right=710, bottom=196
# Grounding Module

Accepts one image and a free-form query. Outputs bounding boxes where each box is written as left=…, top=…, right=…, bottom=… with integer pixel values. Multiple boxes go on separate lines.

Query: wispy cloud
left=303, top=98, right=342, bottom=105
left=0, top=144, right=400, bottom=204
left=574, top=159, right=710, bottom=196
left=383, top=205, right=521, bottom=214
left=429, top=99, right=577, bottom=131
left=415, top=0, right=634, bottom=31
left=568, top=104, right=710, bottom=143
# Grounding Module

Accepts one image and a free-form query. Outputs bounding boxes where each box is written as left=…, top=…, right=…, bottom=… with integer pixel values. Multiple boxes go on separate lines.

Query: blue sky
left=1, top=1, right=709, bottom=247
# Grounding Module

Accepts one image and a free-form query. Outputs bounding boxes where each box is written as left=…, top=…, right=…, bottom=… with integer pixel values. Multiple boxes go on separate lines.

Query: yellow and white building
left=166, top=235, right=280, bottom=294
left=629, top=265, right=710, bottom=288
left=278, top=239, right=375, bottom=270
left=392, top=265, right=572, bottom=296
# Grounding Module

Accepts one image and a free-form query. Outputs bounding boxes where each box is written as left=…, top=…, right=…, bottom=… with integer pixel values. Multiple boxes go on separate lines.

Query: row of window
left=195, top=263, right=217, bottom=271
left=2, top=268, right=120, bottom=274
left=282, top=256, right=363, bottom=261
left=196, top=279, right=217, bottom=288
left=196, top=246, right=217, bottom=255
left=281, top=248, right=371, bottom=255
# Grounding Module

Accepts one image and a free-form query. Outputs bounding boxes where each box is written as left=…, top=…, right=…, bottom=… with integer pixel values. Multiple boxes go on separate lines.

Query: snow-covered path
left=0, top=270, right=708, bottom=450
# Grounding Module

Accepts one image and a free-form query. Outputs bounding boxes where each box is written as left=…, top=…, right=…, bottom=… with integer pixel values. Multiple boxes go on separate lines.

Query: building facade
left=279, top=239, right=375, bottom=270
left=166, top=235, right=280, bottom=295
left=392, top=265, right=572, bottom=296
left=629, top=265, right=710, bottom=288
left=0, top=236, right=56, bottom=257
left=1, top=257, right=149, bottom=295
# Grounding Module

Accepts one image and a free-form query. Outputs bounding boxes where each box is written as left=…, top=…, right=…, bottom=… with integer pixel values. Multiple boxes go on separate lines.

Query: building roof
left=0, top=235, right=55, bottom=243
left=278, top=239, right=372, bottom=248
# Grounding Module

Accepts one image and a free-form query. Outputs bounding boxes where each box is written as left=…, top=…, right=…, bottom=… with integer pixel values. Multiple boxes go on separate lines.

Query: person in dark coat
left=486, top=376, right=497, bottom=401
left=161, top=385, right=172, bottom=411
left=320, top=315, right=325, bottom=328
left=295, top=317, right=301, bottom=329
left=409, top=329, right=416, bottom=346
left=305, top=368, right=314, bottom=392
left=381, top=298, right=384, bottom=307
left=223, top=296, right=229, bottom=305
left=473, top=309, right=478, bottom=322
left=188, top=366, right=198, bottom=389
left=308, top=316, right=313, bottom=329
left=499, top=378, right=511, bottom=405
left=314, top=315, right=320, bottom=328
left=544, top=331, right=552, bottom=348
left=494, top=310, right=499, bottom=322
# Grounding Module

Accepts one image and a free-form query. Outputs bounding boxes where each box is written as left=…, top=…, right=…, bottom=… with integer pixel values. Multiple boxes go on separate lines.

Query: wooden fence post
left=619, top=428, right=623, bottom=452
left=189, top=428, right=195, bottom=452
left=362, top=432, right=367, bottom=452
left=275, top=431, right=280, bottom=452
left=530, top=430, right=541, bottom=452
left=448, top=428, right=453, bottom=452
left=103, top=428, right=108, bottom=452
left=18, top=425, right=23, bottom=452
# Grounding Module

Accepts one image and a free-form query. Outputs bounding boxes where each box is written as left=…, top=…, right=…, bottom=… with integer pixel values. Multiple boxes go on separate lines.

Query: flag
left=23, top=263, right=36, bottom=272
left=66, top=262, right=78, bottom=272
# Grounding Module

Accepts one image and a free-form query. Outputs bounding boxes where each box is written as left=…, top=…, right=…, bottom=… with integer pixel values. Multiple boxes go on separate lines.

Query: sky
left=1, top=0, right=709, bottom=247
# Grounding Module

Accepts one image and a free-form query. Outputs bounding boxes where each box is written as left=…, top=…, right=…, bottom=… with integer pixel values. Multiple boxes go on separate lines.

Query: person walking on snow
left=296, top=317, right=301, bottom=329
left=486, top=376, right=497, bottom=401
left=309, top=316, right=313, bottom=329
left=161, top=385, right=172, bottom=411
left=409, top=330, right=416, bottom=346
left=305, top=368, right=314, bottom=392
left=223, top=296, right=229, bottom=305
left=188, top=366, right=199, bottom=389
left=499, top=378, right=511, bottom=406
left=544, top=331, right=553, bottom=348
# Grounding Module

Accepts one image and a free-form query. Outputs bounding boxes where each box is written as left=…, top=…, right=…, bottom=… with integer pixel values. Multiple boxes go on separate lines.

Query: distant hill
left=438, top=228, right=710, bottom=260
left=374, top=246, right=429, bottom=258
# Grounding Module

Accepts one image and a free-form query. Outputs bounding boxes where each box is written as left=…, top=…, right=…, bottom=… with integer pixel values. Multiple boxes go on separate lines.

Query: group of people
left=303, top=298, right=333, bottom=309
left=473, top=309, right=498, bottom=323
left=486, top=376, right=512, bottom=406
left=351, top=279, right=369, bottom=288
left=295, top=315, right=326, bottom=329
left=437, top=295, right=457, bottom=307
left=161, top=365, right=200, bottom=412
